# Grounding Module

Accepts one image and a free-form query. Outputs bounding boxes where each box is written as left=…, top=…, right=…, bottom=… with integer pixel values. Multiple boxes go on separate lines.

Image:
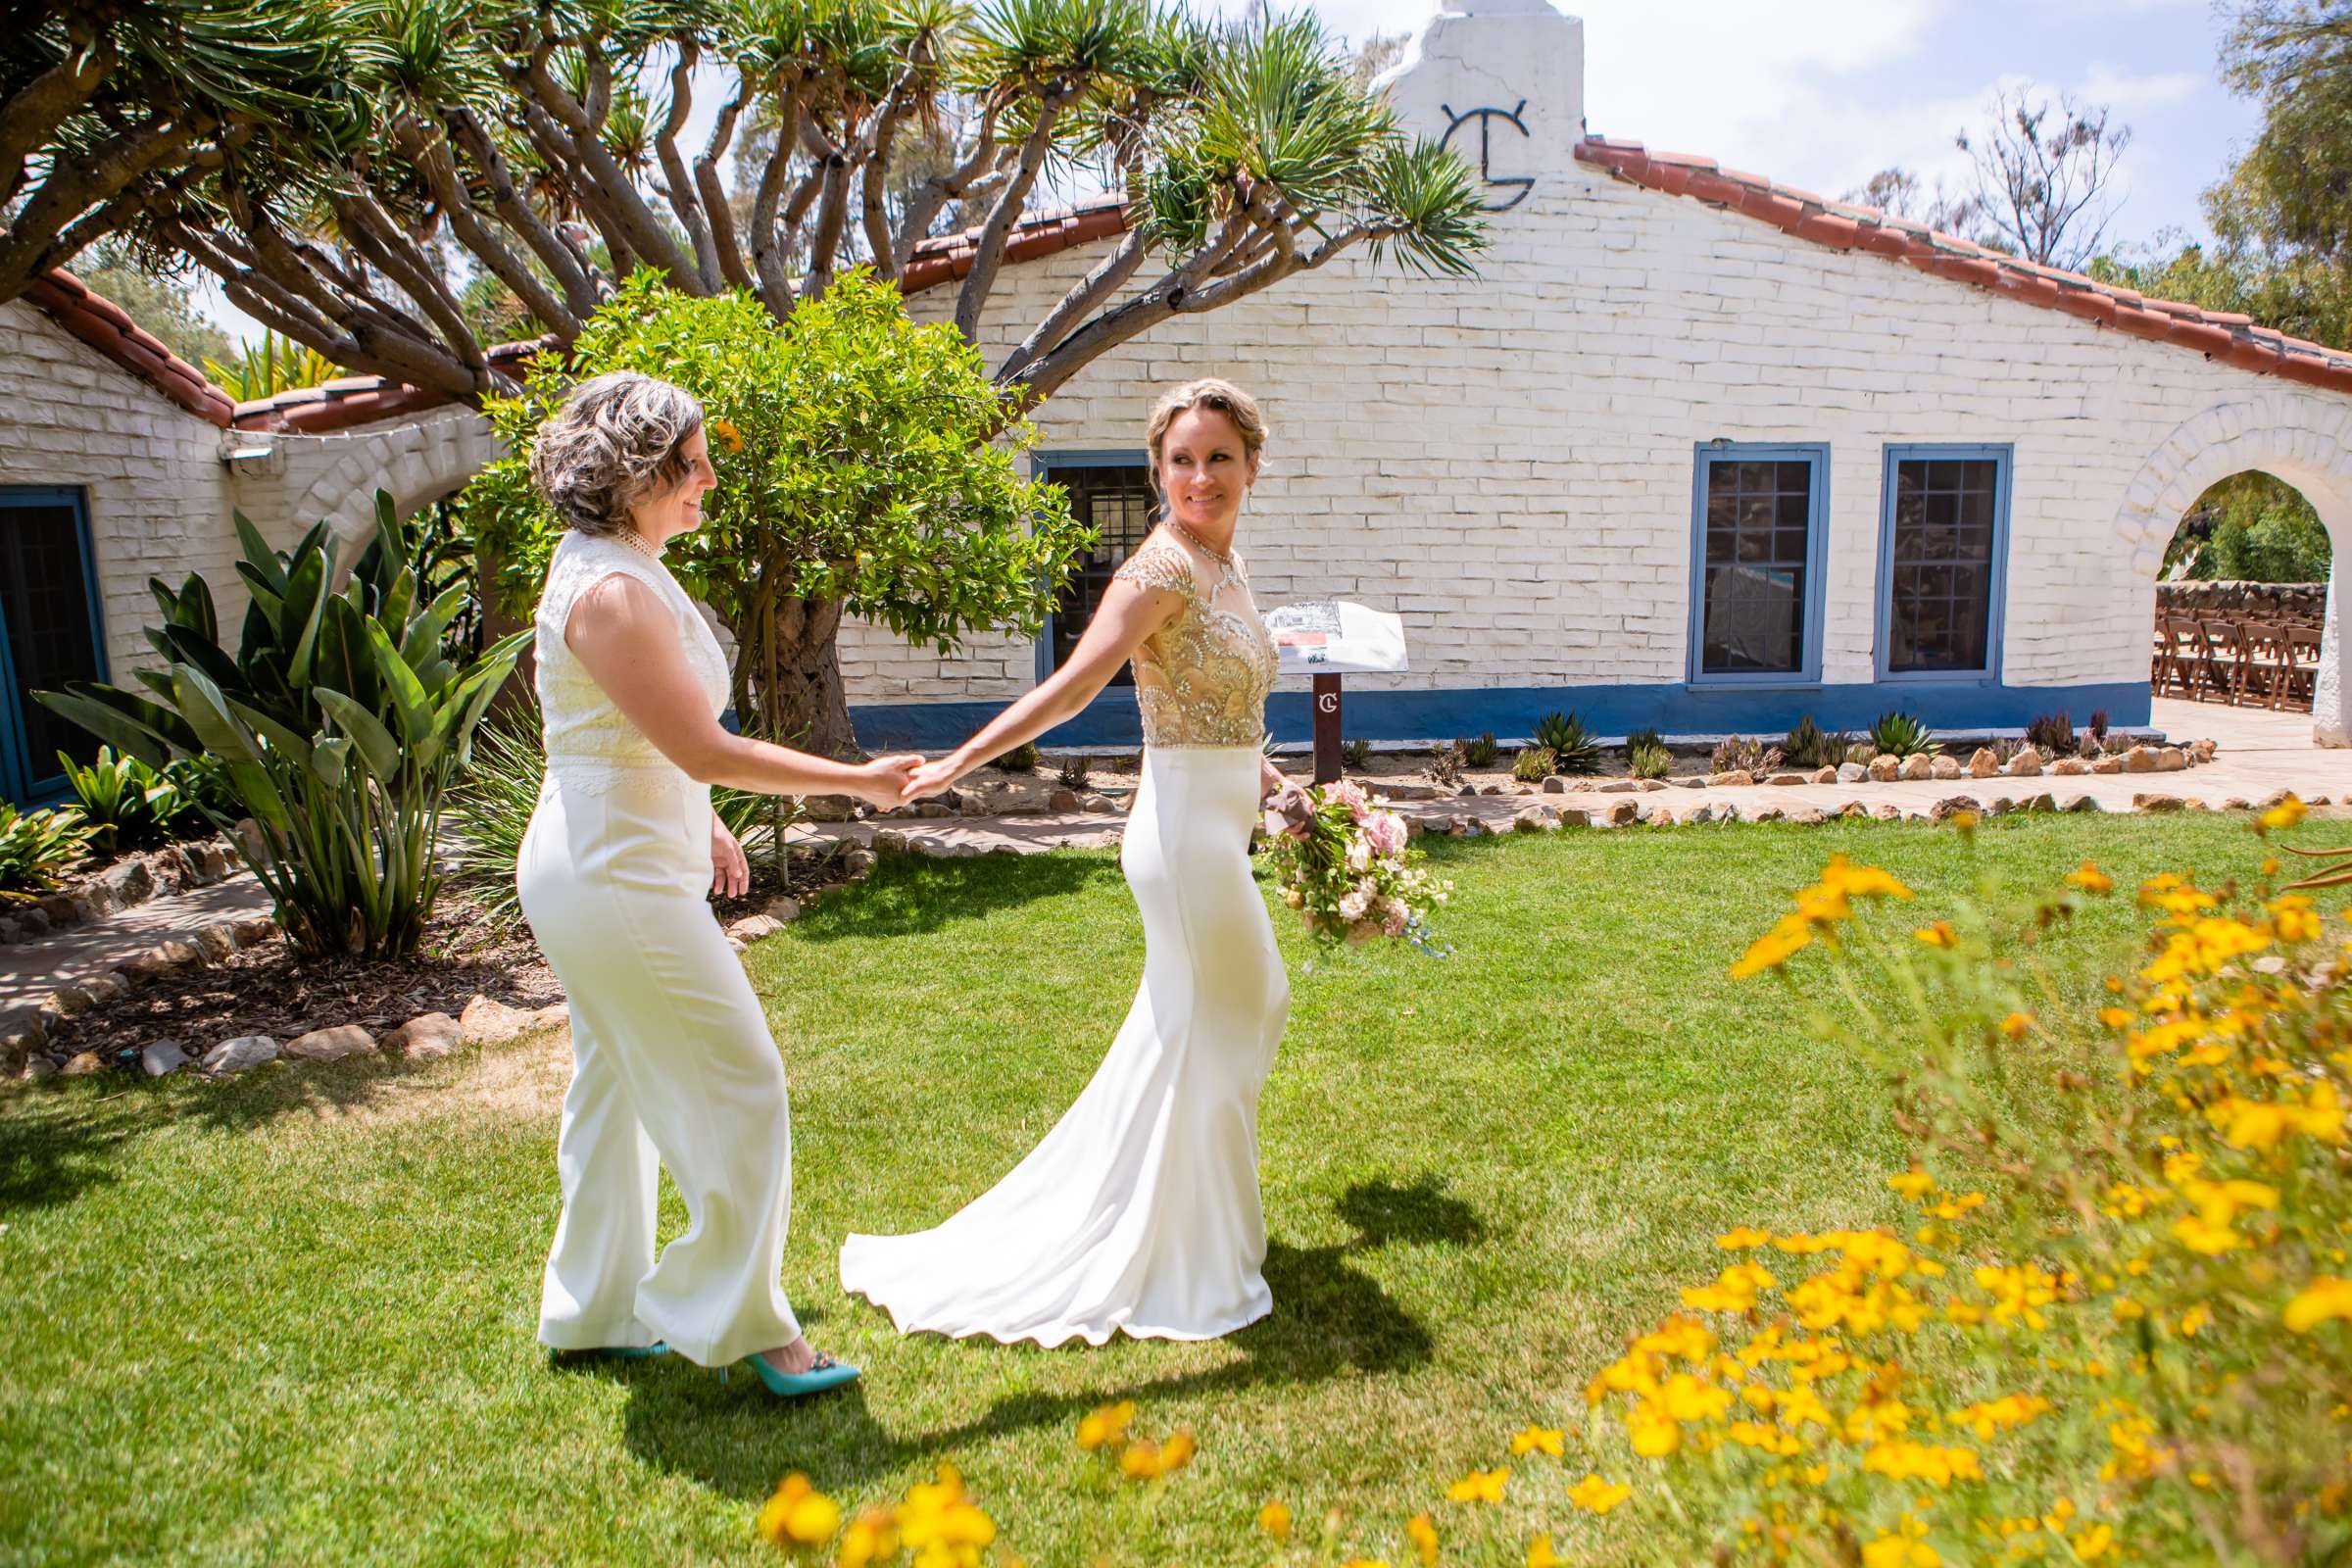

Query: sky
left=193, top=0, right=2264, bottom=340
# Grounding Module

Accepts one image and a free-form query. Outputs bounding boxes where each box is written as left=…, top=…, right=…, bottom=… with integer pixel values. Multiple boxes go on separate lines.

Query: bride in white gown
left=840, top=378, right=1294, bottom=1346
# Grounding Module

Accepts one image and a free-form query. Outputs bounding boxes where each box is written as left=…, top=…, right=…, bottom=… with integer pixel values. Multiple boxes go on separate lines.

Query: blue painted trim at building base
left=850, top=680, right=2154, bottom=751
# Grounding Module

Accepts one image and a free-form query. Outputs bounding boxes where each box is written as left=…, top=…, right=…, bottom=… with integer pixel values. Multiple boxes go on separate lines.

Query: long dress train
left=839, top=534, right=1288, bottom=1346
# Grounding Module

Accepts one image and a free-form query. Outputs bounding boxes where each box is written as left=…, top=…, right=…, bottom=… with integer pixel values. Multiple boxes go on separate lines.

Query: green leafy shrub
left=994, top=741, right=1040, bottom=773
left=1510, top=745, right=1555, bottom=783
left=2023, top=711, right=2076, bottom=757
left=0, top=804, right=92, bottom=903
left=1628, top=741, right=1672, bottom=780
left=39, top=495, right=528, bottom=960
left=1707, top=735, right=1783, bottom=776
left=1342, top=737, right=1373, bottom=770
left=1459, top=732, right=1499, bottom=769
left=164, top=755, right=237, bottom=825
left=1868, top=710, right=1939, bottom=760
left=461, top=271, right=1086, bottom=756
left=58, top=746, right=200, bottom=854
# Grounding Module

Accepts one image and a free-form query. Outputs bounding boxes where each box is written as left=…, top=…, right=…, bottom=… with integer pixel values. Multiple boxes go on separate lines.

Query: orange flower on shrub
left=708, top=416, right=745, bottom=455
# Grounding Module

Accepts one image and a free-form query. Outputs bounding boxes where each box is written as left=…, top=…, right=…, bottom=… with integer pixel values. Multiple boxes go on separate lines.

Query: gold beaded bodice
left=1112, top=535, right=1279, bottom=748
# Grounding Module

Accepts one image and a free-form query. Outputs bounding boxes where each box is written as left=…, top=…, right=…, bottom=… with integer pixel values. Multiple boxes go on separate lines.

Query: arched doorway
left=2114, top=394, right=2352, bottom=745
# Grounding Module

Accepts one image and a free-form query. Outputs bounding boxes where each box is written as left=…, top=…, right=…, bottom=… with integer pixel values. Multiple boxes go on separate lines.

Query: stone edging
left=1, top=837, right=242, bottom=946
left=1422, top=786, right=2319, bottom=837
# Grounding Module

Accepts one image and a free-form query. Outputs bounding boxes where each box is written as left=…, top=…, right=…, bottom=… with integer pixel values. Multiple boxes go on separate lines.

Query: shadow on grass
left=616, top=1174, right=1481, bottom=1498
left=785, top=852, right=1128, bottom=943
left=0, top=1093, right=141, bottom=1214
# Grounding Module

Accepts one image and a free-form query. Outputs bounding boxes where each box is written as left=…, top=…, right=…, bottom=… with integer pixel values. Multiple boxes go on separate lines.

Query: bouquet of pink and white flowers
left=1260, top=779, right=1451, bottom=952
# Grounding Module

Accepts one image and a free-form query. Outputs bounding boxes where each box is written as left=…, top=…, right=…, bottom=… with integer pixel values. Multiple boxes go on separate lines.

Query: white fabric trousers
left=840, top=745, right=1290, bottom=1346
left=518, top=767, right=800, bottom=1367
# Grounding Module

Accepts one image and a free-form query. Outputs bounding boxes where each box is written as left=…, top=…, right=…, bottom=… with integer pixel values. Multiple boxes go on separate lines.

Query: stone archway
left=2112, top=390, right=2352, bottom=746
left=286, top=406, right=501, bottom=544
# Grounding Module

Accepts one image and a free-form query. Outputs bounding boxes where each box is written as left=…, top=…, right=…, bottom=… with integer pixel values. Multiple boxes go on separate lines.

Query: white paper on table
left=1263, top=600, right=1410, bottom=675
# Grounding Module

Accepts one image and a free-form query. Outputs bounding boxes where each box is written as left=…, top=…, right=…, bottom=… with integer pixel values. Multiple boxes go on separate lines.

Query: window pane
left=1045, top=464, right=1158, bottom=682
left=1886, top=455, right=2001, bottom=673
left=1699, top=454, right=1812, bottom=675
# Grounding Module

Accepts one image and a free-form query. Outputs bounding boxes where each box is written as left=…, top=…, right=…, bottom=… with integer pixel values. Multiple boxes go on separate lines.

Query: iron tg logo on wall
left=1440, top=101, right=1535, bottom=212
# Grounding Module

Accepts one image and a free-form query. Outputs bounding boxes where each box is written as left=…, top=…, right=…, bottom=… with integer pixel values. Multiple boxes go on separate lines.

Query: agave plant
left=1511, top=745, right=1556, bottom=783
left=0, top=803, right=93, bottom=904
left=1530, top=712, right=1600, bottom=775
left=57, top=746, right=199, bottom=853
left=1628, top=742, right=1673, bottom=781
left=2025, top=711, right=2078, bottom=759
left=1459, top=732, right=1499, bottom=769
left=1868, top=711, right=1940, bottom=761
left=1624, top=725, right=1665, bottom=757
left=38, top=492, right=528, bottom=960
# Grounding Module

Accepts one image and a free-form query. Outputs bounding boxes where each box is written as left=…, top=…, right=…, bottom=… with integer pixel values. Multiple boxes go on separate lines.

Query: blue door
left=0, top=487, right=109, bottom=806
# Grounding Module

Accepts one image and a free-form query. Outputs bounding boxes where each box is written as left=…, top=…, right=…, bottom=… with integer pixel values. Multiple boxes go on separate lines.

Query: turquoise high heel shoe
left=721, top=1348, right=860, bottom=1397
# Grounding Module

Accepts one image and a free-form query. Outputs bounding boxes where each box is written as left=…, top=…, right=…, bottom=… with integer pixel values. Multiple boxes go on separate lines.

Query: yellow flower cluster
left=1075, top=1400, right=1196, bottom=1481
left=1569, top=837, right=2352, bottom=1564
left=758, top=1464, right=998, bottom=1568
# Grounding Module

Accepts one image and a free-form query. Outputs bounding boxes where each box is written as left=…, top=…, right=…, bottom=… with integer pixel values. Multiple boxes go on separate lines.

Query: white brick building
left=855, top=0, right=2352, bottom=753
left=4, top=0, right=2349, bottom=808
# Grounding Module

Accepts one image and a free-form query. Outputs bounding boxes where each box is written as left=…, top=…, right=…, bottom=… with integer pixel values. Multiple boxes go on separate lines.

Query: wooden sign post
left=1312, top=673, right=1343, bottom=784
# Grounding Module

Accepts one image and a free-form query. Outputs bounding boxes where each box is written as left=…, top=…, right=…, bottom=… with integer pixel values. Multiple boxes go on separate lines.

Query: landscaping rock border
left=0, top=835, right=243, bottom=946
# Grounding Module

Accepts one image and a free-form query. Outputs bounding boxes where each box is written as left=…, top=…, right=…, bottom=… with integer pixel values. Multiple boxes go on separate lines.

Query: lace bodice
left=1113, top=535, right=1278, bottom=748
left=534, top=531, right=730, bottom=787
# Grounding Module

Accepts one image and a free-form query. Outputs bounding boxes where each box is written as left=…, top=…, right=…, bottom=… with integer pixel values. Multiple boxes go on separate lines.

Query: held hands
left=900, top=757, right=963, bottom=802
left=852, top=754, right=925, bottom=808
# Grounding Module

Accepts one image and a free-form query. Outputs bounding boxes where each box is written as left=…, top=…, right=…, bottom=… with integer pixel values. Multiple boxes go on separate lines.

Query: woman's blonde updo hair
left=529, top=370, right=706, bottom=536
left=1145, top=378, right=1270, bottom=480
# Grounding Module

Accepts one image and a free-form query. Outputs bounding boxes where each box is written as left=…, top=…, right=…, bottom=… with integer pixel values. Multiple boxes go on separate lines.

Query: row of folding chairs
left=2152, top=613, right=2323, bottom=710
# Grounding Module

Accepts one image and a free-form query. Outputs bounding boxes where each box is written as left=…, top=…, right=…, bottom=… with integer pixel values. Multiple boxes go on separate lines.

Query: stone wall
left=2156, top=580, right=2328, bottom=620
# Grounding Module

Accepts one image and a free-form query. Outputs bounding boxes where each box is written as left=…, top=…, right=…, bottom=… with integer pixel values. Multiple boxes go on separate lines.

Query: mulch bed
left=36, top=839, right=859, bottom=1070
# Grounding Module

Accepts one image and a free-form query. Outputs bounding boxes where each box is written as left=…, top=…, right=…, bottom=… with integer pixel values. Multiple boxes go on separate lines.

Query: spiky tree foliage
left=14, top=0, right=1485, bottom=411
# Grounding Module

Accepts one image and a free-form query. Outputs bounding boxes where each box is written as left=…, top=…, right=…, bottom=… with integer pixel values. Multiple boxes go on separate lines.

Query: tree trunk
left=746, top=594, right=858, bottom=760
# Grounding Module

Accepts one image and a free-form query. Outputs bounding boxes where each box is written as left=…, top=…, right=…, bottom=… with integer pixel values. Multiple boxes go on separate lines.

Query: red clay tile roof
left=23, top=270, right=236, bottom=427
left=224, top=198, right=1137, bottom=430
left=230, top=340, right=550, bottom=434
left=1575, top=136, right=2352, bottom=397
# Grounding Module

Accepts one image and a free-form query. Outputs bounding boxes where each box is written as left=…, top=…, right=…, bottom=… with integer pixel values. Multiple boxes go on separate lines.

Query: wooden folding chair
left=2282, top=626, right=2323, bottom=711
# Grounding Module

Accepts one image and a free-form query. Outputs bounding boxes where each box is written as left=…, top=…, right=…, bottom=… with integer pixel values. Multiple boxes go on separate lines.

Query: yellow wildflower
left=1683, top=1262, right=1775, bottom=1313
left=1733, top=913, right=1812, bottom=978
left=837, top=1506, right=899, bottom=1568
left=1887, top=1169, right=1936, bottom=1200
left=1818, top=855, right=1914, bottom=902
left=1717, top=1226, right=1772, bottom=1249
left=897, top=1463, right=996, bottom=1564
left=1566, top=1474, right=1632, bottom=1514
left=1999, top=1011, right=2034, bottom=1039
left=1075, top=1399, right=1135, bottom=1450
left=1406, top=1511, right=1439, bottom=1566
left=2073, top=1522, right=2116, bottom=1561
left=1914, top=920, right=1960, bottom=948
left=2259, top=795, right=2307, bottom=832
left=755, top=1473, right=841, bottom=1548
left=1446, top=1467, right=1508, bottom=1503
left=2065, top=860, right=2114, bottom=894
left=2285, top=1276, right=2352, bottom=1333
left=1509, top=1426, right=1565, bottom=1458
left=1258, top=1500, right=1292, bottom=1540
left=1628, top=1409, right=1682, bottom=1457
left=1525, top=1538, right=1562, bottom=1568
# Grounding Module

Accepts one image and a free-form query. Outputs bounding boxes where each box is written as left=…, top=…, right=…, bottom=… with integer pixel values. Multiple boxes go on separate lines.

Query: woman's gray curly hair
left=529, top=370, right=706, bottom=536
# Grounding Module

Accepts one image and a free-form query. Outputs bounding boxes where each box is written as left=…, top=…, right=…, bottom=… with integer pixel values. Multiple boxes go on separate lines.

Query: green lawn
left=0, top=812, right=2278, bottom=1566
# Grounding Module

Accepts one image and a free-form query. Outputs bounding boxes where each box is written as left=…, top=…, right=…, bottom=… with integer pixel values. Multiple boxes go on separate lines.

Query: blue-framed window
left=1875, top=444, right=2012, bottom=682
left=1032, top=449, right=1156, bottom=685
left=1688, top=443, right=1830, bottom=685
left=0, top=486, right=110, bottom=806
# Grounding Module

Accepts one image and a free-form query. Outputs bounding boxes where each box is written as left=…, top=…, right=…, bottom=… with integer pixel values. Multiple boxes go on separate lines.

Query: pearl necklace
left=1166, top=517, right=1241, bottom=594
left=616, top=527, right=666, bottom=562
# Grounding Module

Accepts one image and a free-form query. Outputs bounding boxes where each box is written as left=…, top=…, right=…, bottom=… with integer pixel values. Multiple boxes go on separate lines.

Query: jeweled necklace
left=1166, top=516, right=1241, bottom=594
left=616, top=527, right=666, bottom=562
